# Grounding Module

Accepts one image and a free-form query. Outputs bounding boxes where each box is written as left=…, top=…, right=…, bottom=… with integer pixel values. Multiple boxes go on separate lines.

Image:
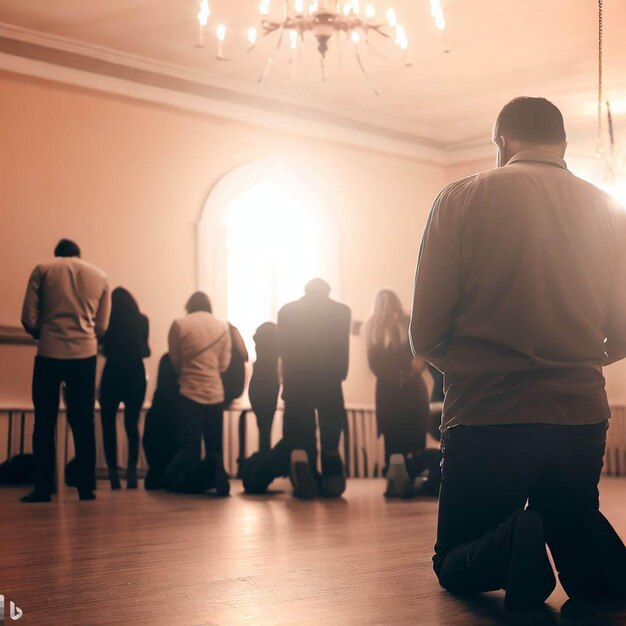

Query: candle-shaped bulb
left=289, top=30, right=298, bottom=49
left=197, top=0, right=210, bottom=26
left=248, top=27, right=258, bottom=45
left=365, top=5, right=375, bottom=18
left=260, top=0, right=271, bottom=16
left=387, top=7, right=397, bottom=28
left=294, top=0, right=305, bottom=13
left=351, top=29, right=360, bottom=43
left=217, top=24, right=227, bottom=42
left=395, top=24, right=406, bottom=46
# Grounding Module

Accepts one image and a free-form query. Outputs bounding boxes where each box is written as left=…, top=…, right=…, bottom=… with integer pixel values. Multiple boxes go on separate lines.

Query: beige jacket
left=168, top=311, right=232, bottom=405
left=21, top=257, right=110, bottom=359
left=411, top=150, right=626, bottom=431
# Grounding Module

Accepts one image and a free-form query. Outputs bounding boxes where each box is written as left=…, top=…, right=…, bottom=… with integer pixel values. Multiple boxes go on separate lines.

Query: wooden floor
left=1, top=478, right=626, bottom=626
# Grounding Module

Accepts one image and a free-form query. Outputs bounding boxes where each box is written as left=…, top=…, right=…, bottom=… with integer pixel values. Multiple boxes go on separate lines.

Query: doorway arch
left=197, top=157, right=339, bottom=354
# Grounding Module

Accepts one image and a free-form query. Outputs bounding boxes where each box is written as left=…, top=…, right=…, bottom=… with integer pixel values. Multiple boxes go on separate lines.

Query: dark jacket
left=278, top=293, right=351, bottom=399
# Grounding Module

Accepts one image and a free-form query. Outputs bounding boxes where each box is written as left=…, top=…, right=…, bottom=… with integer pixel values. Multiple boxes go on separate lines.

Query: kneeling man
left=410, top=97, right=626, bottom=609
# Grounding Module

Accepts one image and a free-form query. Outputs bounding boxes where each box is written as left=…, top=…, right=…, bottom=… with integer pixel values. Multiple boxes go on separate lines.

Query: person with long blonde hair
left=363, top=289, right=430, bottom=491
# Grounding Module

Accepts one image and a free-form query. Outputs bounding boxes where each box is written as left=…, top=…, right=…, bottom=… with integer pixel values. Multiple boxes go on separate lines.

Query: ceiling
left=1, top=0, right=625, bottom=153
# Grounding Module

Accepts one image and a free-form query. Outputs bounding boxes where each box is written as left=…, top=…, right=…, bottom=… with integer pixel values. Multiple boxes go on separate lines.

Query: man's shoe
left=78, top=490, right=96, bottom=501
left=212, top=455, right=230, bottom=497
left=504, top=510, right=556, bottom=610
left=290, top=450, right=319, bottom=500
left=126, top=466, right=138, bottom=489
left=321, top=451, right=346, bottom=498
left=384, top=454, right=414, bottom=498
left=579, top=510, right=626, bottom=600
left=21, top=491, right=51, bottom=503
left=242, top=452, right=271, bottom=494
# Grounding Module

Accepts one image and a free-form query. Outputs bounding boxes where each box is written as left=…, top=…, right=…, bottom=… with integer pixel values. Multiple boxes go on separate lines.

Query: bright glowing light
left=353, top=0, right=361, bottom=14
left=223, top=181, right=321, bottom=357
left=197, top=0, right=210, bottom=26
left=365, top=4, right=375, bottom=18
left=600, top=180, right=626, bottom=208
left=343, top=2, right=352, bottom=15
left=260, top=0, right=271, bottom=16
left=294, top=0, right=305, bottom=13
left=248, top=27, right=258, bottom=45
left=351, top=29, right=361, bottom=43
left=387, top=7, right=397, bottom=28
left=216, top=23, right=226, bottom=42
left=309, top=1, right=319, bottom=13
left=430, top=0, right=446, bottom=30
left=395, top=24, right=406, bottom=46
left=289, top=30, right=298, bottom=49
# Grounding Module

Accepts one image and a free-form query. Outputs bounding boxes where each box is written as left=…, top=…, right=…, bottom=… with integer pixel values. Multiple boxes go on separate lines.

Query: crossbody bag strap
left=186, top=329, right=227, bottom=363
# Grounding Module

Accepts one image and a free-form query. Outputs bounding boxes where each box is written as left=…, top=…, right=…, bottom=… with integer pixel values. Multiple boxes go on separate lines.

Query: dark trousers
left=100, top=360, right=146, bottom=470
left=257, top=383, right=346, bottom=482
left=255, top=409, right=275, bottom=454
left=162, top=395, right=223, bottom=493
left=176, top=395, right=224, bottom=460
left=384, top=427, right=426, bottom=467
left=434, top=421, right=610, bottom=595
left=32, top=355, right=97, bottom=494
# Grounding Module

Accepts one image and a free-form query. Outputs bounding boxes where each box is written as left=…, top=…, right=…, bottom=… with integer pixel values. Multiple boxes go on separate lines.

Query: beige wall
left=2, top=71, right=623, bottom=410
left=0, top=71, right=448, bottom=407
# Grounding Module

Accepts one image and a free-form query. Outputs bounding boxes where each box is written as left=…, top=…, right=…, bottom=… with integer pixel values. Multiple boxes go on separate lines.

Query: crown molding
left=0, top=22, right=494, bottom=166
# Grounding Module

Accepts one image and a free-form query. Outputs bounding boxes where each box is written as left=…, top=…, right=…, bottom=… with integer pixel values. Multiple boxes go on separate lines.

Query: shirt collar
left=506, top=150, right=567, bottom=170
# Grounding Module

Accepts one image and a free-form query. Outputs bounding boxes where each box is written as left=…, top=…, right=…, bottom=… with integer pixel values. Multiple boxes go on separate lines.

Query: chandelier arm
left=365, top=24, right=390, bottom=39
left=258, top=20, right=288, bottom=84
left=353, top=43, right=380, bottom=96
left=597, top=0, right=603, bottom=153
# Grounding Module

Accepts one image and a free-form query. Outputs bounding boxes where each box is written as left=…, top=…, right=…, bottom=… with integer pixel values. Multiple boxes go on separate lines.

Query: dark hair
left=111, top=287, right=141, bottom=319
left=304, top=278, right=331, bottom=297
left=186, top=291, right=212, bottom=314
left=54, top=239, right=81, bottom=258
left=253, top=322, right=279, bottom=364
left=494, top=97, right=566, bottom=144
left=101, top=287, right=145, bottom=358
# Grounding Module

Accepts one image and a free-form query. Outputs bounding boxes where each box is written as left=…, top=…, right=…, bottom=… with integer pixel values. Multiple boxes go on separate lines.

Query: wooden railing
left=0, top=405, right=382, bottom=479
left=2, top=404, right=624, bottom=481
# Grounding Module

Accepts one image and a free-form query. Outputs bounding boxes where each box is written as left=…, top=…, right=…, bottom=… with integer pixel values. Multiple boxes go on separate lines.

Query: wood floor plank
left=1, top=478, right=625, bottom=625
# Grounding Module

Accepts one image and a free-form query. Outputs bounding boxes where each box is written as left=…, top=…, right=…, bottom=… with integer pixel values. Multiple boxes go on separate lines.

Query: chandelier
left=196, top=1, right=446, bottom=87
left=594, top=0, right=626, bottom=206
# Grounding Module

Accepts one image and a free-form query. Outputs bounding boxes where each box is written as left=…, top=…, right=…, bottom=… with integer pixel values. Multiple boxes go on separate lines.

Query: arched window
left=197, top=158, right=338, bottom=356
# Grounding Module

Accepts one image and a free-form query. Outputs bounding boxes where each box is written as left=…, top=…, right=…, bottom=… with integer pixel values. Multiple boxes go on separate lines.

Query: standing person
left=244, top=279, right=351, bottom=500
left=363, top=289, right=430, bottom=476
left=165, top=291, right=231, bottom=496
left=20, top=239, right=110, bottom=502
left=249, top=322, right=280, bottom=454
left=99, top=287, right=150, bottom=490
left=410, top=97, right=626, bottom=610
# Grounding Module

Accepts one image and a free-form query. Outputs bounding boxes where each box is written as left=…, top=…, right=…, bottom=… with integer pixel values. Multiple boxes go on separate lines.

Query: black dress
left=249, top=362, right=279, bottom=455
left=367, top=340, right=430, bottom=465
left=249, top=322, right=279, bottom=454
left=100, top=314, right=150, bottom=470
